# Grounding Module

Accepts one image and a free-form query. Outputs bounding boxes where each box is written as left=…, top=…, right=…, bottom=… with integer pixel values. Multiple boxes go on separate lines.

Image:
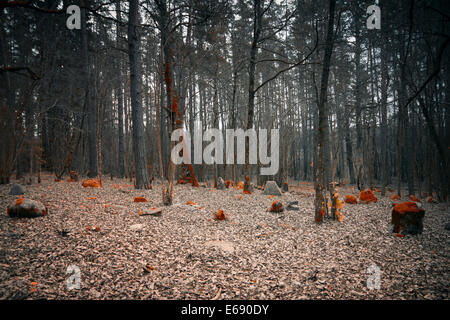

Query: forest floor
left=0, top=173, right=448, bottom=300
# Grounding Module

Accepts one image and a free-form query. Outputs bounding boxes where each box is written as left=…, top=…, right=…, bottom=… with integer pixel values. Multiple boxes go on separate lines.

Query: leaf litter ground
left=0, top=174, right=448, bottom=299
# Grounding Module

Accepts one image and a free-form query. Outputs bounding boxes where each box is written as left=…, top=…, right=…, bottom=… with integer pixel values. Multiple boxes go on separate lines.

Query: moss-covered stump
left=392, top=201, right=425, bottom=235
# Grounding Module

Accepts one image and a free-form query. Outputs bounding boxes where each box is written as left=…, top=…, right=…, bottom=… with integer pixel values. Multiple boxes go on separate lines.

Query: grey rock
left=9, top=184, right=24, bottom=195
left=263, top=181, right=282, bottom=196
left=217, top=177, right=226, bottom=190
left=7, top=198, right=47, bottom=218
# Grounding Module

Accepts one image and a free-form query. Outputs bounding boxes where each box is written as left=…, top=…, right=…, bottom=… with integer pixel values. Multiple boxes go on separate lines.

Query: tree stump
left=69, top=171, right=78, bottom=182
left=392, top=201, right=425, bottom=235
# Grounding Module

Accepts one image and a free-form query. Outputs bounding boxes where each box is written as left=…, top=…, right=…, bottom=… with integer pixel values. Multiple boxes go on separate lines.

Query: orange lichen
left=215, top=209, right=226, bottom=220
left=82, top=179, right=101, bottom=188
left=320, top=207, right=325, bottom=217
left=409, top=195, right=420, bottom=202
left=176, top=179, right=187, bottom=185
left=15, top=198, right=24, bottom=206
left=391, top=194, right=400, bottom=201
left=345, top=195, right=357, bottom=204
left=236, top=181, right=244, bottom=189
left=358, top=189, right=378, bottom=204
left=243, top=190, right=252, bottom=194
left=225, top=180, right=232, bottom=188
left=270, top=200, right=284, bottom=213
left=85, top=226, right=100, bottom=232
left=186, top=201, right=196, bottom=205
left=134, top=197, right=148, bottom=203
left=393, top=201, right=420, bottom=214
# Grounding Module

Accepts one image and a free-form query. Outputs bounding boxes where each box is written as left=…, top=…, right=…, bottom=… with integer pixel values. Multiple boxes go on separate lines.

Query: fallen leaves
left=215, top=209, right=226, bottom=221
left=211, top=288, right=222, bottom=300
left=143, top=264, right=155, bottom=273
left=30, top=281, right=38, bottom=293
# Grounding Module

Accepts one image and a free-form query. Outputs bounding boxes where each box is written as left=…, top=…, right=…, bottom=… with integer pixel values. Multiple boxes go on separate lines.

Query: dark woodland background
left=0, top=0, right=449, bottom=206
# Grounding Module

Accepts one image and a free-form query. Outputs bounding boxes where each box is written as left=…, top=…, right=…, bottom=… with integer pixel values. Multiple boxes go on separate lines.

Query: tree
left=128, top=0, right=151, bottom=189
left=314, top=0, right=336, bottom=223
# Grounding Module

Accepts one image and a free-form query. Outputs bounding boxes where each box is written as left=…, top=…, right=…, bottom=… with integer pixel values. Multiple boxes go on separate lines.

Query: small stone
left=205, top=240, right=234, bottom=253
left=130, top=224, right=145, bottom=231
left=139, top=208, right=162, bottom=217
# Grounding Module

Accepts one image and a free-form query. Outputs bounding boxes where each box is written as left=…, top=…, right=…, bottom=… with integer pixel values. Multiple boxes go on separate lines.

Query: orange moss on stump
left=358, top=189, right=378, bottom=204
left=269, top=200, right=284, bottom=213
left=82, top=179, right=101, bottom=188
left=393, top=201, right=421, bottom=214
left=345, top=195, right=358, bottom=204
left=134, top=197, right=148, bottom=203
left=391, top=201, right=425, bottom=235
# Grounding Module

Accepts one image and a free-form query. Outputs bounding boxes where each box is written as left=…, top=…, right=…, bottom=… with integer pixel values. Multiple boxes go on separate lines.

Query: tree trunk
left=81, top=1, right=98, bottom=178
left=315, top=0, right=336, bottom=223
left=128, top=0, right=150, bottom=189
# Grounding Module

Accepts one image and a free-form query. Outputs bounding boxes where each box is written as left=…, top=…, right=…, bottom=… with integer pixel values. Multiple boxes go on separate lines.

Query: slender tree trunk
left=81, top=1, right=98, bottom=178
left=128, top=0, right=150, bottom=189
left=380, top=38, right=389, bottom=196
left=244, top=0, right=263, bottom=190
left=116, top=0, right=125, bottom=178
left=315, top=0, right=336, bottom=223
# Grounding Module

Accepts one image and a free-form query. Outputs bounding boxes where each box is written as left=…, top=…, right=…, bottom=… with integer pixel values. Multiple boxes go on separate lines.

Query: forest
left=0, top=0, right=449, bottom=301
